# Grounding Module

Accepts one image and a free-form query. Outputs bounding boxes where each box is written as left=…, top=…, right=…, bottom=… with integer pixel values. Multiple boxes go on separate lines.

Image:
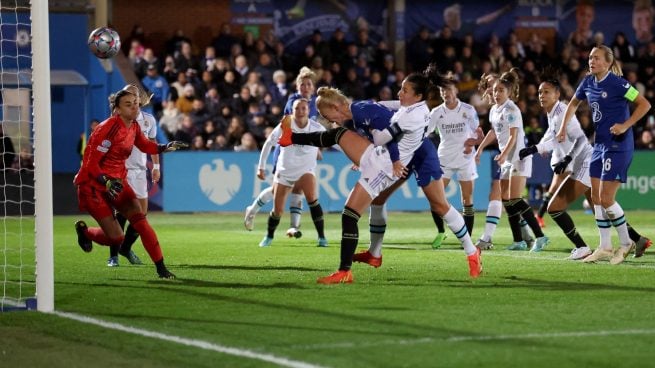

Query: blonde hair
left=296, top=66, right=316, bottom=86
left=122, top=83, right=153, bottom=107
left=497, top=67, right=521, bottom=101
left=316, top=86, right=349, bottom=113
left=591, top=45, right=623, bottom=76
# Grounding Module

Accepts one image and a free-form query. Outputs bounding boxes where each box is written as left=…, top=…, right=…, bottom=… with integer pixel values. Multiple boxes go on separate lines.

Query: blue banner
left=161, top=151, right=511, bottom=213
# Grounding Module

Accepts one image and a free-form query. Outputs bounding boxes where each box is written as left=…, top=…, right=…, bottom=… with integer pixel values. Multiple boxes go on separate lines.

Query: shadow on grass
left=174, top=264, right=322, bottom=272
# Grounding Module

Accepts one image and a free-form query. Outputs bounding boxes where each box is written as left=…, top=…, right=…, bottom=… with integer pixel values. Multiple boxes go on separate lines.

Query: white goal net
left=0, top=0, right=53, bottom=312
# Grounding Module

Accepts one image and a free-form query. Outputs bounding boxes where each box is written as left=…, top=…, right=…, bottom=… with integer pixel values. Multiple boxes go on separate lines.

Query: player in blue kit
left=557, top=45, right=652, bottom=264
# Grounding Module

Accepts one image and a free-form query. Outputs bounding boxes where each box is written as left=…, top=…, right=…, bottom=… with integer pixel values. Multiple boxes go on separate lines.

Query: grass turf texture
left=2, top=211, right=655, bottom=367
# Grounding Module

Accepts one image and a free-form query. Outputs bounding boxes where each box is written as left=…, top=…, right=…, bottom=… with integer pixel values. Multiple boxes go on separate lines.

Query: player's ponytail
left=498, top=67, right=521, bottom=101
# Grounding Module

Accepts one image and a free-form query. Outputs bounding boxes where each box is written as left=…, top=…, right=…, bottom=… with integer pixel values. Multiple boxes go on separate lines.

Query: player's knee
left=127, top=212, right=147, bottom=226
left=109, top=235, right=124, bottom=246
left=600, top=198, right=615, bottom=209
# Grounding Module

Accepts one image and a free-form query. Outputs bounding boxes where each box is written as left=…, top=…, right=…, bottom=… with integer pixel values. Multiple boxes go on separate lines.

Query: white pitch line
left=291, top=328, right=655, bottom=350
left=52, top=311, right=327, bottom=368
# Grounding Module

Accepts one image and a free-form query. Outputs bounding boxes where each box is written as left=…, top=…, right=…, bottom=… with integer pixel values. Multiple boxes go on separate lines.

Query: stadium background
left=2, top=0, right=654, bottom=214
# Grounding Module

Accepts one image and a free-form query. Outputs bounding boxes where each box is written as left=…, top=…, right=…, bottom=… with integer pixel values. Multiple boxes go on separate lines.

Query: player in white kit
left=108, top=84, right=159, bottom=267
left=256, top=99, right=328, bottom=247
left=429, top=80, right=479, bottom=237
left=475, top=69, right=549, bottom=251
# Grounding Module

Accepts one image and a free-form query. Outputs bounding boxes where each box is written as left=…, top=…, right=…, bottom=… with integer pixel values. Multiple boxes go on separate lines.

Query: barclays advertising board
left=162, top=151, right=502, bottom=213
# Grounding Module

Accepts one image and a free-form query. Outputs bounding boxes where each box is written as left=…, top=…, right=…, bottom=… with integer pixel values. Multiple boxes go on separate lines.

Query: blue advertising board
left=162, top=151, right=506, bottom=213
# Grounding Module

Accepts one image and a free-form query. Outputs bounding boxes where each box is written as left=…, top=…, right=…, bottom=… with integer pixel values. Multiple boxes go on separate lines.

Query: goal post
left=32, top=0, right=54, bottom=312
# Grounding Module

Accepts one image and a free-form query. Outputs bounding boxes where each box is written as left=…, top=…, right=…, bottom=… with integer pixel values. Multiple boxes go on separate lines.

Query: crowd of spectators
left=124, top=20, right=655, bottom=152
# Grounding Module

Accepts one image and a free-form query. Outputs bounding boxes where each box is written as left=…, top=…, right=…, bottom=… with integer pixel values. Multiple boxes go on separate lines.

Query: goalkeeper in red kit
left=74, top=88, right=187, bottom=278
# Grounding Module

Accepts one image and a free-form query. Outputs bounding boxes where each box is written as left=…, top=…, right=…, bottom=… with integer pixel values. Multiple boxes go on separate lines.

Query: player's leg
left=459, top=169, right=476, bottom=236
left=260, top=181, right=292, bottom=247
left=286, top=183, right=304, bottom=238
left=476, top=161, right=502, bottom=250
left=421, top=178, right=481, bottom=277
left=431, top=176, right=449, bottom=249
left=115, top=169, right=147, bottom=265
left=114, top=186, right=174, bottom=278
left=547, top=176, right=592, bottom=259
left=297, top=173, right=327, bottom=246
left=75, top=185, right=124, bottom=253
left=353, top=178, right=403, bottom=267
left=244, top=186, right=273, bottom=231
left=537, top=172, right=569, bottom=227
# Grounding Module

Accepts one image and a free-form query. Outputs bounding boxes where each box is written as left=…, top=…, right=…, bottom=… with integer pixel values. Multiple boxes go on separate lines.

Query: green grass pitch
left=2, top=210, right=655, bottom=367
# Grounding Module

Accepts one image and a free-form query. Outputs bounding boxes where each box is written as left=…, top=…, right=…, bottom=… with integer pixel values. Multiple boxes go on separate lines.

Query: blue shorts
left=489, top=149, right=501, bottom=180
left=589, top=149, right=632, bottom=183
left=407, top=139, right=443, bottom=187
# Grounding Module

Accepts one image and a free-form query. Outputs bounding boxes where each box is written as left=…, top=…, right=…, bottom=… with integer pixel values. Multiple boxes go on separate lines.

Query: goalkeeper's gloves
left=552, top=155, right=573, bottom=175
left=518, top=145, right=538, bottom=160
left=97, top=175, right=123, bottom=199
left=158, top=141, right=189, bottom=153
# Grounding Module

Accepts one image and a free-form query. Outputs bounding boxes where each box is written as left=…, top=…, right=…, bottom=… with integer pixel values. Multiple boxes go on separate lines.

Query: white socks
left=481, top=200, right=502, bottom=242
left=594, top=205, right=613, bottom=250
left=368, top=204, right=387, bottom=257
left=289, top=193, right=303, bottom=228
left=604, top=202, right=631, bottom=247
left=443, top=205, right=477, bottom=255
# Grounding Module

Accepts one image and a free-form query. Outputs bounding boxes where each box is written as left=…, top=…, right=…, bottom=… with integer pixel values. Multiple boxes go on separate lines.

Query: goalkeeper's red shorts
left=77, top=183, right=137, bottom=220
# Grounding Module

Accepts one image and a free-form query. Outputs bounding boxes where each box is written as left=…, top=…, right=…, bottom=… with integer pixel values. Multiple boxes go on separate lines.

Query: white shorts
left=126, top=169, right=148, bottom=199
left=499, top=158, right=532, bottom=180
left=358, top=145, right=397, bottom=199
left=550, top=151, right=564, bottom=168
left=441, top=159, right=478, bottom=181
left=570, top=149, right=591, bottom=188
left=274, top=169, right=315, bottom=187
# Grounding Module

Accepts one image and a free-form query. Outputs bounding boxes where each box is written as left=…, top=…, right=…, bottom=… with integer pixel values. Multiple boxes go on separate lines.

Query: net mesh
left=0, top=0, right=36, bottom=311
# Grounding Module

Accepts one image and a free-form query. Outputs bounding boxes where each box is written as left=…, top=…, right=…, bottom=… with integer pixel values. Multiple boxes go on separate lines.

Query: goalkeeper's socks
left=87, top=226, right=124, bottom=247
left=267, top=212, right=281, bottom=238
left=291, top=126, right=348, bottom=147
left=339, top=206, right=361, bottom=271
left=128, top=213, right=163, bottom=262
left=109, top=245, right=120, bottom=258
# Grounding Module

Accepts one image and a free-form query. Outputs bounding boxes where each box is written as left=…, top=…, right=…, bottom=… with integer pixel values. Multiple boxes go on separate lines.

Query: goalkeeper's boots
left=610, top=243, right=635, bottom=265
left=75, top=220, right=93, bottom=253
left=634, top=236, right=652, bottom=258
left=120, top=250, right=143, bottom=265
left=467, top=247, right=482, bottom=278
left=278, top=115, right=293, bottom=147
left=352, top=250, right=382, bottom=268
left=317, top=270, right=353, bottom=284
left=286, top=227, right=302, bottom=238
left=431, top=232, right=447, bottom=249
left=259, top=236, right=273, bottom=247
left=317, top=237, right=328, bottom=247
left=582, top=247, right=614, bottom=263
left=156, top=264, right=176, bottom=279
left=107, top=256, right=119, bottom=267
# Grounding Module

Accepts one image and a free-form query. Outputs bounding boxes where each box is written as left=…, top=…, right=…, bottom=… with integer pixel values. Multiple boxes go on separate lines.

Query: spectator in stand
left=328, top=27, right=348, bottom=66
left=611, top=32, right=636, bottom=63
left=215, top=104, right=233, bottom=133
left=408, top=26, right=434, bottom=73
left=176, top=84, right=195, bottom=114
left=341, top=67, right=365, bottom=100
left=170, top=71, right=190, bottom=99
left=159, top=101, right=181, bottom=140
left=234, top=132, right=259, bottom=152
left=272, top=41, right=296, bottom=73
left=165, top=29, right=191, bottom=57
left=633, top=0, right=655, bottom=49
left=200, top=46, right=217, bottom=73
left=201, top=120, right=218, bottom=146
left=212, top=23, right=239, bottom=58
left=174, top=115, right=196, bottom=145
left=141, top=64, right=169, bottom=118
left=269, top=70, right=290, bottom=106
left=190, top=135, right=206, bottom=151
left=0, top=124, right=16, bottom=171
left=234, top=54, right=250, bottom=80
left=204, top=87, right=222, bottom=118
left=243, top=71, right=265, bottom=99
left=254, top=53, right=275, bottom=87
left=219, top=70, right=240, bottom=100
left=225, top=116, right=246, bottom=148
left=189, top=99, right=211, bottom=128
left=636, top=129, right=655, bottom=149
left=567, top=0, right=595, bottom=57
left=232, top=86, right=256, bottom=116
left=162, top=55, right=178, bottom=84
left=211, top=57, right=229, bottom=83
left=309, top=29, right=331, bottom=65
left=365, top=70, right=385, bottom=100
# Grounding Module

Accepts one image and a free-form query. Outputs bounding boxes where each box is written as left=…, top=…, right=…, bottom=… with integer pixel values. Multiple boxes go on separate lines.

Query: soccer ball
left=87, top=27, right=121, bottom=59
